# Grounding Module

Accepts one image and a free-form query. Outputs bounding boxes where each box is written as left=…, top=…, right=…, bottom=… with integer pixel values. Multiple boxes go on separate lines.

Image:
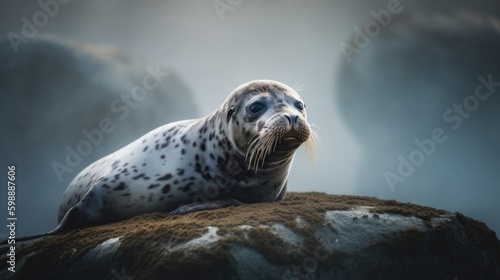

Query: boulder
left=336, top=11, right=500, bottom=235
left=1, top=192, right=499, bottom=279
left=0, top=35, right=199, bottom=237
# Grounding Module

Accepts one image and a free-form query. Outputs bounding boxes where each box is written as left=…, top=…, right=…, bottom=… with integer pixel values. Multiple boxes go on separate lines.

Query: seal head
left=225, top=80, right=313, bottom=171
left=192, top=80, right=317, bottom=206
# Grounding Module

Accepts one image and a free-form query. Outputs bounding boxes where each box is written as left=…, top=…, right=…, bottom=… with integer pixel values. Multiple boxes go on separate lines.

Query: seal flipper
left=169, top=197, right=244, bottom=215
left=0, top=205, right=84, bottom=245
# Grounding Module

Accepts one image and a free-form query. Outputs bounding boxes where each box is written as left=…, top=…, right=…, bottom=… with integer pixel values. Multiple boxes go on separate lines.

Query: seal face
left=57, top=80, right=317, bottom=230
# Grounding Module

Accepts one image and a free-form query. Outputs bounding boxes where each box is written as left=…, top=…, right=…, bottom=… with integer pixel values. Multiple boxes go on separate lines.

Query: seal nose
left=284, top=114, right=299, bottom=126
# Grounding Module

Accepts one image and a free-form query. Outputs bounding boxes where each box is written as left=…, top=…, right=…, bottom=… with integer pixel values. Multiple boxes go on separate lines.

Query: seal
left=4, top=80, right=318, bottom=244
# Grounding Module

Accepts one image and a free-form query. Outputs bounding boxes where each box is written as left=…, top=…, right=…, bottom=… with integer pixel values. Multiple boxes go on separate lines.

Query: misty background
left=1, top=0, right=499, bottom=237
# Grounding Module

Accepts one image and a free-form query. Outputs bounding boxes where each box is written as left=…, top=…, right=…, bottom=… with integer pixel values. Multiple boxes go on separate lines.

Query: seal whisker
left=255, top=134, right=270, bottom=169
left=292, top=82, right=305, bottom=92
left=304, top=126, right=320, bottom=162
left=245, top=133, right=262, bottom=167
left=261, top=134, right=276, bottom=167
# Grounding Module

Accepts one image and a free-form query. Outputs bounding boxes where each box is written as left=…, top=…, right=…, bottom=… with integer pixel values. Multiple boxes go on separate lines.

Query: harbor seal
left=4, top=79, right=318, bottom=243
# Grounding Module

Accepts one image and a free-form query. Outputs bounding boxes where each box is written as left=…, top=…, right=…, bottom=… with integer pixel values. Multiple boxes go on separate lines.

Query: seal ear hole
left=227, top=105, right=235, bottom=123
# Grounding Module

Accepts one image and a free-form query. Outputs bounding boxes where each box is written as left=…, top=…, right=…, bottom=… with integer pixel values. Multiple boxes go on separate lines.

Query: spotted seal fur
left=3, top=80, right=318, bottom=243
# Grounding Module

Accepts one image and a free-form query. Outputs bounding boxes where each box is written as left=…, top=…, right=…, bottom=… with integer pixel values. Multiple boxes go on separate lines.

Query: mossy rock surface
left=1, top=192, right=499, bottom=280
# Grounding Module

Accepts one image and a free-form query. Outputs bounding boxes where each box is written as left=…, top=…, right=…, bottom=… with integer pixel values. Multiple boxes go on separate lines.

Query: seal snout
left=281, top=113, right=310, bottom=143
left=283, top=114, right=299, bottom=126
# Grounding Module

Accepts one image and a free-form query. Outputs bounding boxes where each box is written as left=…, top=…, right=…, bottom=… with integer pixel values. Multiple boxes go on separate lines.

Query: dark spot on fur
left=133, top=173, right=149, bottom=180
left=162, top=184, right=171, bottom=194
left=181, top=149, right=186, bottom=155
left=202, top=172, right=212, bottom=181
left=201, top=143, right=206, bottom=151
left=148, top=184, right=159, bottom=189
left=113, top=182, right=127, bottom=191
left=217, top=156, right=226, bottom=167
left=143, top=146, right=148, bottom=152
left=258, top=121, right=265, bottom=130
left=181, top=182, right=194, bottom=192
left=111, top=160, right=120, bottom=170
left=177, top=169, right=185, bottom=176
left=158, top=173, right=173, bottom=181
left=161, top=155, right=166, bottom=159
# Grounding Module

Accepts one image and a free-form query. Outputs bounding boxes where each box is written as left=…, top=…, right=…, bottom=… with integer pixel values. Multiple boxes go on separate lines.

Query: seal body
left=53, top=80, right=316, bottom=234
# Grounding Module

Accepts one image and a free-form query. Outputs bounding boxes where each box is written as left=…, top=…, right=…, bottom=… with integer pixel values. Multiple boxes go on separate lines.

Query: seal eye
left=249, top=102, right=265, bottom=114
left=294, top=102, right=304, bottom=111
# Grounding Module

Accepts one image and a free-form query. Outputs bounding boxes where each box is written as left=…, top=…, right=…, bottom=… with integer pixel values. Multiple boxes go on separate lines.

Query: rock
left=1, top=192, right=499, bottom=279
left=336, top=11, right=500, bottom=235
left=0, top=35, right=199, bottom=237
